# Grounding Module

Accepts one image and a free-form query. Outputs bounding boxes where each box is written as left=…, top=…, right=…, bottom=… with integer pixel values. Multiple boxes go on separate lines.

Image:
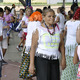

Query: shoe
left=2, top=60, right=8, bottom=65
left=16, top=46, right=22, bottom=52
left=21, top=53, right=23, bottom=56
left=20, top=44, right=23, bottom=47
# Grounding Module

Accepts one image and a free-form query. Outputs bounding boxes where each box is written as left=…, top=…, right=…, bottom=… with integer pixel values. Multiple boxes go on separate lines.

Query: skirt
left=19, top=48, right=34, bottom=79
left=61, top=55, right=79, bottom=80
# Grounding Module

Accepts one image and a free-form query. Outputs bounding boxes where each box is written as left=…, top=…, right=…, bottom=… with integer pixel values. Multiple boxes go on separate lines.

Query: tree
left=63, top=0, right=65, bottom=7
left=19, top=0, right=31, bottom=7
left=19, top=0, right=26, bottom=7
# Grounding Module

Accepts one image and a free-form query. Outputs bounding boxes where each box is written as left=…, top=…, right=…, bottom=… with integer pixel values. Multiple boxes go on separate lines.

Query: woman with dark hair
left=61, top=7, right=80, bottom=80
left=11, top=4, right=16, bottom=17
left=2, top=7, right=13, bottom=65
left=70, top=2, right=78, bottom=18
left=19, top=11, right=42, bottom=80
left=55, top=7, right=66, bottom=32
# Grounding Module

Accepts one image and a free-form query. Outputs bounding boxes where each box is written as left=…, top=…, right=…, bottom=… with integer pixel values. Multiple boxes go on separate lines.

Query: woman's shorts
left=2, top=38, right=8, bottom=49
left=22, top=32, right=27, bottom=40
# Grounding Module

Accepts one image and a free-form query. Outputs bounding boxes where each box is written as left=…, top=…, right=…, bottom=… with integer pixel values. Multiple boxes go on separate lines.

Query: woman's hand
left=61, top=58, right=66, bottom=70
left=22, top=21, right=25, bottom=25
left=29, top=29, right=38, bottom=75
left=29, top=64, right=35, bottom=75
left=7, top=21, right=10, bottom=23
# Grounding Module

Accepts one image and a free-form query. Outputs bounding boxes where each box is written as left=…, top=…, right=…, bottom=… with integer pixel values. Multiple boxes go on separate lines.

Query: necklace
left=44, top=22, right=56, bottom=47
left=44, top=22, right=55, bottom=35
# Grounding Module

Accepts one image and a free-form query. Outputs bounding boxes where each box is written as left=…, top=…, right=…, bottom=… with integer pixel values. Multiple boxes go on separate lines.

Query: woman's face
left=20, top=10, right=23, bottom=14
left=6, top=9, right=9, bottom=15
left=26, top=9, right=32, bottom=17
left=0, top=12, right=3, bottom=17
left=44, top=12, right=55, bottom=26
left=57, top=8, right=60, bottom=13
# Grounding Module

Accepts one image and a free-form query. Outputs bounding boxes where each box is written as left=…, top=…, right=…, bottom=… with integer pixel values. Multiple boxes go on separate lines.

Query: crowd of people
left=0, top=2, right=80, bottom=80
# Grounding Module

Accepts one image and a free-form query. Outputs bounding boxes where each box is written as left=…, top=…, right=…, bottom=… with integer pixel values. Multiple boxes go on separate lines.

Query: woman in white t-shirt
left=55, top=7, right=66, bottom=32
left=19, top=11, right=42, bottom=80
left=29, top=8, right=66, bottom=80
left=16, top=7, right=32, bottom=51
left=11, top=4, right=16, bottom=17
left=61, top=7, right=80, bottom=80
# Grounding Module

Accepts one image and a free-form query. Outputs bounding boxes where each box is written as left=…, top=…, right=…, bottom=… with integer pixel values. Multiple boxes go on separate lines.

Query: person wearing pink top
left=4, top=7, right=13, bottom=46
left=73, top=24, right=80, bottom=80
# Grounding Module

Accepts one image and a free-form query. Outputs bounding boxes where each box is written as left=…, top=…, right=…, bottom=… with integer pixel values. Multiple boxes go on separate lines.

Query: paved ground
left=2, top=60, right=22, bottom=80
left=1, top=32, right=32, bottom=80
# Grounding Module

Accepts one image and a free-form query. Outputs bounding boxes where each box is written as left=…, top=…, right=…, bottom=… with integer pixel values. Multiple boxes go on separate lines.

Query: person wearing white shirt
left=55, top=7, right=66, bottom=32
left=29, top=8, right=66, bottom=80
left=16, top=7, right=32, bottom=51
left=61, top=7, right=80, bottom=80
left=0, top=7, right=4, bottom=80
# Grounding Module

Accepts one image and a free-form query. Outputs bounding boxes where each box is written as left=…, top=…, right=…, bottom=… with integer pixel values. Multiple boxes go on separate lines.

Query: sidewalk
left=1, top=32, right=36, bottom=80
left=1, top=32, right=23, bottom=80
left=2, top=60, right=22, bottom=80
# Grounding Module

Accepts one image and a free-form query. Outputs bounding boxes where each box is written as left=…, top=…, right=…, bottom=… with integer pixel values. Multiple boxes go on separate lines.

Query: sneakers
left=2, top=59, right=8, bottom=65
left=16, top=46, right=22, bottom=52
left=20, top=44, right=23, bottom=48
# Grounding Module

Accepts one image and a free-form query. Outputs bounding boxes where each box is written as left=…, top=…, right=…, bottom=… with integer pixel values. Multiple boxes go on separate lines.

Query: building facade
left=3, top=0, right=80, bottom=4
left=3, top=0, right=47, bottom=3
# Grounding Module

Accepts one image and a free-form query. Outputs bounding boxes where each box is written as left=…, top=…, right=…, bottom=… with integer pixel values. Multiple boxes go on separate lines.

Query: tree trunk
left=73, top=0, right=74, bottom=3
left=63, top=0, right=65, bottom=7
left=19, top=0, right=26, bottom=7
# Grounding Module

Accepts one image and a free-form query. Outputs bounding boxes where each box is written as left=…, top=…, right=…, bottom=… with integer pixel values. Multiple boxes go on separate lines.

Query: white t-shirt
left=25, top=21, right=41, bottom=47
left=65, top=20, right=80, bottom=56
left=11, top=8, right=15, bottom=16
left=56, top=13, right=65, bottom=31
left=25, top=21, right=41, bottom=53
left=22, top=15, right=29, bottom=33
left=65, top=20, right=80, bottom=46
left=36, top=25, right=60, bottom=58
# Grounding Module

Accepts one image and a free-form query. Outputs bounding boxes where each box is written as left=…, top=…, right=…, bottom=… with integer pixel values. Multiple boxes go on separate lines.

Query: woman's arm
left=3, top=26, right=9, bottom=30
left=29, top=29, right=39, bottom=74
left=54, top=16, right=60, bottom=24
left=0, top=36, right=3, bottom=41
left=60, top=33, right=66, bottom=70
left=21, top=21, right=27, bottom=28
left=7, top=16, right=15, bottom=23
left=63, top=26, right=67, bottom=38
left=73, top=46, right=79, bottom=64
